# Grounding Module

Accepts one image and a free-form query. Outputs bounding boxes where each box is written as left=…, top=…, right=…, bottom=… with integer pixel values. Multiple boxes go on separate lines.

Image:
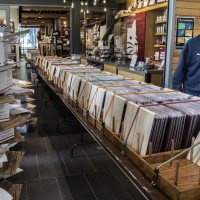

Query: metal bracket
left=86, top=109, right=89, bottom=121
left=150, top=168, right=160, bottom=187
left=101, top=122, right=105, bottom=135
left=121, top=143, right=127, bottom=156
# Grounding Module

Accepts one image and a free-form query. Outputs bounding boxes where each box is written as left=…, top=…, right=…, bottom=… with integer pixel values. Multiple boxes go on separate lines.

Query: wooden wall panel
left=127, top=0, right=136, bottom=8
left=173, top=0, right=200, bottom=74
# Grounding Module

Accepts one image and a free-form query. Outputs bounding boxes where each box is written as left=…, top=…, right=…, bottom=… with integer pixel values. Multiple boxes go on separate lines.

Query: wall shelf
left=155, top=20, right=167, bottom=24
left=155, top=33, right=166, bottom=36
left=154, top=44, right=166, bottom=48
left=120, top=2, right=168, bottom=18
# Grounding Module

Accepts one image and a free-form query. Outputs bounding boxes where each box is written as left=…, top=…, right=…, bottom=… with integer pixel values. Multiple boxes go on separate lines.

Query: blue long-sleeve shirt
left=172, top=36, right=200, bottom=92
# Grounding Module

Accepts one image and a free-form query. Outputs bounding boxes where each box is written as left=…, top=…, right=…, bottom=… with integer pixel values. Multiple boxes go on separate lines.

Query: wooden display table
left=85, top=58, right=163, bottom=86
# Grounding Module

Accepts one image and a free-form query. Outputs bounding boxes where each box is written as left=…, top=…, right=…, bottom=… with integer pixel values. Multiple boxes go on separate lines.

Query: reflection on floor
left=9, top=61, right=146, bottom=200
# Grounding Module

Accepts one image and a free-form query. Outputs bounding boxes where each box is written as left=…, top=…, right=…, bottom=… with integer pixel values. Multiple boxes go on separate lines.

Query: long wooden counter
left=35, top=65, right=169, bottom=200
left=82, top=58, right=163, bottom=86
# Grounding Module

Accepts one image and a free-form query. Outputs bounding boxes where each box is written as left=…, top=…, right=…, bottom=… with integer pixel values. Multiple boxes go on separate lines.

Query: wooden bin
left=66, top=92, right=200, bottom=200
left=142, top=153, right=200, bottom=200
left=101, top=127, right=200, bottom=200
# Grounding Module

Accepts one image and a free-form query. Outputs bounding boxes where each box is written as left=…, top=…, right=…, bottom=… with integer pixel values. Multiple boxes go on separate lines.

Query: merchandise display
left=0, top=27, right=35, bottom=200
left=34, top=55, right=200, bottom=200
left=2, top=0, right=200, bottom=199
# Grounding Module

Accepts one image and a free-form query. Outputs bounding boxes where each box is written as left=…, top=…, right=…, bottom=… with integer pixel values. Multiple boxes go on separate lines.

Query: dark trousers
left=184, top=88, right=200, bottom=96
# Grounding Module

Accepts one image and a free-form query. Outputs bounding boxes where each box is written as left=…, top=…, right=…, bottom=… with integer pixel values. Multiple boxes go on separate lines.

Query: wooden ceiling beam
left=22, top=13, right=69, bottom=18
left=21, top=18, right=53, bottom=22
left=21, top=25, right=45, bottom=28
left=0, top=0, right=122, bottom=9
left=22, top=6, right=70, bottom=11
left=21, top=22, right=49, bottom=26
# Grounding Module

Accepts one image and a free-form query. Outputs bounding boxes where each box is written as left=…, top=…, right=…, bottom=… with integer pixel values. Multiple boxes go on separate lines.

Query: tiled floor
left=10, top=61, right=147, bottom=200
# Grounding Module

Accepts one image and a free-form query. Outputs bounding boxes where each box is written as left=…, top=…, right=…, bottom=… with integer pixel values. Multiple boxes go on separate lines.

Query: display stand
left=35, top=66, right=168, bottom=200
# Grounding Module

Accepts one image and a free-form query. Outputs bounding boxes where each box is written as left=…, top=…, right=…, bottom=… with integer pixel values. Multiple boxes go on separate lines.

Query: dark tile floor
left=10, top=61, right=147, bottom=200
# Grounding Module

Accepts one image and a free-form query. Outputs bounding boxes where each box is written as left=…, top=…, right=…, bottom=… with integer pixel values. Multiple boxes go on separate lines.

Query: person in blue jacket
left=172, top=36, right=200, bottom=96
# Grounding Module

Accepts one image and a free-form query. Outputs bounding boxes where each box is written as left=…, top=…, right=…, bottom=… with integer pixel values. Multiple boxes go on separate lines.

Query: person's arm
left=172, top=44, right=189, bottom=91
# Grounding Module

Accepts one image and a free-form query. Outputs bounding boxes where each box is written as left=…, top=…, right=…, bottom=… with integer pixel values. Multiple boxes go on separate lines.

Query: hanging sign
left=176, top=17, right=195, bottom=49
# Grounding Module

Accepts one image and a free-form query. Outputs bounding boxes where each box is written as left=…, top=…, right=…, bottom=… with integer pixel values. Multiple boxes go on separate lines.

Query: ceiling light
left=80, top=1, right=84, bottom=6
left=81, top=9, right=84, bottom=13
left=85, top=1, right=88, bottom=6
left=103, top=0, right=106, bottom=3
left=63, top=0, right=66, bottom=3
left=93, top=1, right=96, bottom=5
left=71, top=2, right=74, bottom=8
left=104, top=7, right=107, bottom=12
left=86, top=9, right=89, bottom=14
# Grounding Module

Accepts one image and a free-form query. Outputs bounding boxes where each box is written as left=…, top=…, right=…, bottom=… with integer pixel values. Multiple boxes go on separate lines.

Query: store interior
left=1, top=0, right=200, bottom=200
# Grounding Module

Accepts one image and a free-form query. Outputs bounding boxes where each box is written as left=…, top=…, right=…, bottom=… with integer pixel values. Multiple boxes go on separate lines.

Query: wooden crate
left=143, top=154, right=200, bottom=200
left=101, top=128, right=200, bottom=200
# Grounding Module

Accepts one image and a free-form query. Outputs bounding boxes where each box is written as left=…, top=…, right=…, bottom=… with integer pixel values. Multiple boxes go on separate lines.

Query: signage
left=176, top=17, right=195, bottom=49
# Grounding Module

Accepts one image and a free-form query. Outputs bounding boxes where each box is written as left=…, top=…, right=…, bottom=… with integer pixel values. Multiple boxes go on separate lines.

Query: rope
left=77, top=82, right=87, bottom=102
left=103, top=94, right=116, bottom=123
left=87, top=84, right=155, bottom=111
left=118, top=90, right=176, bottom=96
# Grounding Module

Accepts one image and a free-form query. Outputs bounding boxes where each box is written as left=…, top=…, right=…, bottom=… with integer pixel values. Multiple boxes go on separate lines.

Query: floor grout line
left=55, top=177, right=63, bottom=200
left=110, top=169, right=134, bottom=200
left=84, top=151, right=98, bottom=173
left=25, top=181, right=29, bottom=200
left=60, top=151, right=70, bottom=176
left=44, top=137, right=50, bottom=153
left=83, top=174, right=98, bottom=200
left=35, top=154, right=41, bottom=180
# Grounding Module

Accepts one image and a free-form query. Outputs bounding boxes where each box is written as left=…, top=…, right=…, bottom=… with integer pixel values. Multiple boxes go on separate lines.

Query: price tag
left=130, top=55, right=138, bottom=68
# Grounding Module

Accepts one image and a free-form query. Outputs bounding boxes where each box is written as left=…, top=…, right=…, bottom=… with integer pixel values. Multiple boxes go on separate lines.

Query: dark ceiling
left=0, top=0, right=125, bottom=7
left=16, top=1, right=125, bottom=28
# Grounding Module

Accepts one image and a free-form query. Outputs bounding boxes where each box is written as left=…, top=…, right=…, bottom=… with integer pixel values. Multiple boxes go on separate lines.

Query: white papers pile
left=0, top=68, right=13, bottom=94
left=0, top=103, right=10, bottom=122
left=0, top=188, right=13, bottom=200
left=0, top=128, right=15, bottom=144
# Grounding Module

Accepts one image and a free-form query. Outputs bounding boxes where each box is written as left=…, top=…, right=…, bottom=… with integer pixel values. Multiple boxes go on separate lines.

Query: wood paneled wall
left=173, top=0, right=200, bottom=73
left=127, top=0, right=136, bottom=8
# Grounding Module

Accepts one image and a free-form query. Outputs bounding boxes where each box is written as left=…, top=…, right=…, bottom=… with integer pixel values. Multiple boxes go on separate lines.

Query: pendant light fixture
left=71, top=0, right=74, bottom=8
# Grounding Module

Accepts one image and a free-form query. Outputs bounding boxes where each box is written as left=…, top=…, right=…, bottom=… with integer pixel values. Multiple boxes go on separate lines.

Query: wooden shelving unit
left=155, top=20, right=167, bottom=24
left=155, top=33, right=166, bottom=36
left=154, top=44, right=165, bottom=48
left=120, top=2, right=168, bottom=18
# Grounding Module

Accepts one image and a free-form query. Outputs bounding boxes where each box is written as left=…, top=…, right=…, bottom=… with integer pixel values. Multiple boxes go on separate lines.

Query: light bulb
left=93, top=1, right=96, bottom=5
left=103, top=0, right=106, bottom=3
left=104, top=7, right=107, bottom=12
left=63, top=0, right=66, bottom=3
left=86, top=9, right=89, bottom=14
left=80, top=1, right=84, bottom=6
left=85, top=1, right=88, bottom=6
left=71, top=2, right=74, bottom=8
left=81, top=9, right=84, bottom=13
